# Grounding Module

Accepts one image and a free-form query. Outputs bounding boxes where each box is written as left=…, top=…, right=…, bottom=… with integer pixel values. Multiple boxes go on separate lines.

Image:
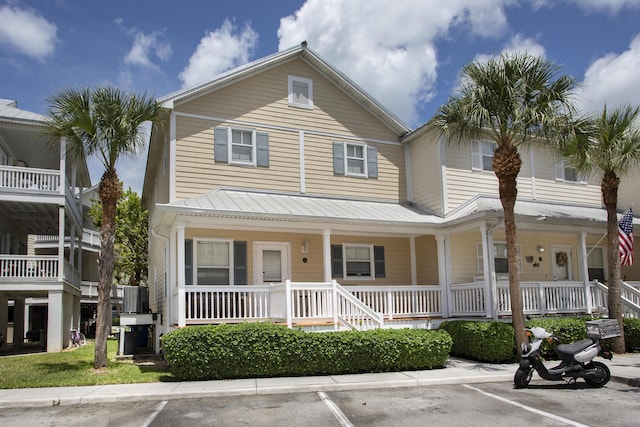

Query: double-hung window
left=214, top=126, right=269, bottom=168
left=471, top=140, right=496, bottom=172
left=195, top=239, right=233, bottom=285
left=477, top=242, right=521, bottom=274
left=288, top=75, right=313, bottom=109
left=555, top=159, right=584, bottom=184
left=331, top=244, right=385, bottom=279
left=231, top=128, right=255, bottom=165
left=332, top=142, right=378, bottom=178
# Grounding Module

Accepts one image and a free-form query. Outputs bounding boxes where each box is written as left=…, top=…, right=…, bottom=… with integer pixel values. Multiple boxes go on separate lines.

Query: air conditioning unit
left=123, top=286, right=149, bottom=314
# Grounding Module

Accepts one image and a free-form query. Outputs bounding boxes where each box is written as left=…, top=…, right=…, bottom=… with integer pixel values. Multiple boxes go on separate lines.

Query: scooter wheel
left=514, top=367, right=533, bottom=388
left=584, top=361, right=610, bottom=387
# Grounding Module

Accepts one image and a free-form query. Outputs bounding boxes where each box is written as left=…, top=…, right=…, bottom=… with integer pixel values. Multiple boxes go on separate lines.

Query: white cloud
left=179, top=19, right=258, bottom=88
left=474, top=34, right=546, bottom=64
left=570, top=0, right=640, bottom=14
left=124, top=30, right=172, bottom=69
left=0, top=5, right=57, bottom=60
left=577, top=33, right=640, bottom=115
left=277, top=0, right=516, bottom=126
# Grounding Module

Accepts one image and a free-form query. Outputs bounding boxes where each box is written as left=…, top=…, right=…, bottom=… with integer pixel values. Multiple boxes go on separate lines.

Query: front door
left=254, top=242, right=291, bottom=285
left=551, top=245, right=573, bottom=281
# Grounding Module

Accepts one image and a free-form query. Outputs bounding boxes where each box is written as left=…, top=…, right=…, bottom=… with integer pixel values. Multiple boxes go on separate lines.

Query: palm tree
left=45, top=86, right=162, bottom=368
left=427, top=53, right=577, bottom=353
left=559, top=105, right=640, bottom=353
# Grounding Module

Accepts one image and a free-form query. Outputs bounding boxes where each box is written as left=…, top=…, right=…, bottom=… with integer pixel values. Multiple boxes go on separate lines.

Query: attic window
left=288, top=75, right=313, bottom=109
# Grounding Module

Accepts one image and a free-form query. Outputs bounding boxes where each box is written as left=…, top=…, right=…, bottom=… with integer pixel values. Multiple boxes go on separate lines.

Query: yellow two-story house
left=143, top=43, right=640, bottom=338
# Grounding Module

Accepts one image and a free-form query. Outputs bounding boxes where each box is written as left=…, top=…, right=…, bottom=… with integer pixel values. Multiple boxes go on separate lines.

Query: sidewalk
left=0, top=354, right=638, bottom=409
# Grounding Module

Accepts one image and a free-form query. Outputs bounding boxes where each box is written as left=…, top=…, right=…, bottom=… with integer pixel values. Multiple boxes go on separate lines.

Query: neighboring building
left=143, top=43, right=640, bottom=343
left=0, top=99, right=94, bottom=352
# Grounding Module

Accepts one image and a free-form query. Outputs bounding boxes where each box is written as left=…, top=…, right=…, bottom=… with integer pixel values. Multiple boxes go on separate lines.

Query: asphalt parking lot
left=2, top=380, right=638, bottom=426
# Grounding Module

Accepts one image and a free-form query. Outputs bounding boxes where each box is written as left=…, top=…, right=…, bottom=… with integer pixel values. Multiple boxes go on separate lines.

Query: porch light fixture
left=302, top=241, right=310, bottom=254
left=537, top=245, right=545, bottom=253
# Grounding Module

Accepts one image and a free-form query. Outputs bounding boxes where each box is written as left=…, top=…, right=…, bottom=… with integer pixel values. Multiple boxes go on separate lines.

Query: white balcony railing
left=0, top=255, right=59, bottom=279
left=33, top=228, right=101, bottom=248
left=0, top=165, right=60, bottom=192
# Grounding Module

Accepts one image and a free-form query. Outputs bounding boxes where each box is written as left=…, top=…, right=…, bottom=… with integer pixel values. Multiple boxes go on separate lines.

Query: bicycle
left=70, top=329, right=86, bottom=347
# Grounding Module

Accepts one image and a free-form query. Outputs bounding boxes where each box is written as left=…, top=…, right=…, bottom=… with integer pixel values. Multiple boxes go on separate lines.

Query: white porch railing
left=592, top=281, right=640, bottom=318
left=34, top=228, right=101, bottom=248
left=0, top=165, right=61, bottom=192
left=345, top=286, right=442, bottom=319
left=81, top=281, right=124, bottom=301
left=185, top=285, right=271, bottom=323
left=0, top=255, right=59, bottom=279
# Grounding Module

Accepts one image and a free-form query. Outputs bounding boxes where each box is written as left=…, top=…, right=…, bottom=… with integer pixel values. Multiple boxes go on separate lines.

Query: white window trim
left=343, top=243, right=375, bottom=280
left=476, top=241, right=522, bottom=274
left=288, top=75, right=314, bottom=109
left=471, top=140, right=496, bottom=172
left=228, top=127, right=257, bottom=167
left=193, top=238, right=234, bottom=286
left=554, top=159, right=587, bottom=184
left=344, top=142, right=368, bottom=178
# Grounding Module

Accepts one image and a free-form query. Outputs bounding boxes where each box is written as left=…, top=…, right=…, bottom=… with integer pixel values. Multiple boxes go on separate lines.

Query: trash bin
left=123, top=330, right=137, bottom=355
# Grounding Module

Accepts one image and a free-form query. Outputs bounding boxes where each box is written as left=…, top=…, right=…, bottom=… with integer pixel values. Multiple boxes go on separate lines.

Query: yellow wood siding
left=172, top=59, right=404, bottom=202
left=450, top=231, right=482, bottom=283
left=408, top=134, right=444, bottom=214
left=415, top=235, right=439, bottom=285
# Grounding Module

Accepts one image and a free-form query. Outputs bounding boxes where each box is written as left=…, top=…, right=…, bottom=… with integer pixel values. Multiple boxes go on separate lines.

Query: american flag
left=619, top=208, right=634, bottom=266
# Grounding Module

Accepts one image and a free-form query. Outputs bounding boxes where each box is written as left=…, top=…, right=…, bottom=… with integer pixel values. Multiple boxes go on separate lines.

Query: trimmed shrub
left=162, top=323, right=452, bottom=381
left=439, top=320, right=515, bottom=363
left=623, top=318, right=640, bottom=352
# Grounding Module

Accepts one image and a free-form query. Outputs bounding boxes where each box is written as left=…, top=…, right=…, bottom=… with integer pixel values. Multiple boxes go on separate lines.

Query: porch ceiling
left=0, top=200, right=60, bottom=235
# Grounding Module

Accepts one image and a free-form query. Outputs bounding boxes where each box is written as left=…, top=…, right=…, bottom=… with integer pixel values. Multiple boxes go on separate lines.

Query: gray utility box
left=123, top=286, right=149, bottom=314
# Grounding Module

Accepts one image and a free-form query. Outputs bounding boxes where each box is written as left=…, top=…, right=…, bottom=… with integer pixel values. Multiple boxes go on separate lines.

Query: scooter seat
left=556, top=338, right=593, bottom=356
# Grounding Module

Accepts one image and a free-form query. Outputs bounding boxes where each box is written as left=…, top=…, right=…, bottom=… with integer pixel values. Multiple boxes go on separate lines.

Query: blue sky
left=2, top=0, right=640, bottom=193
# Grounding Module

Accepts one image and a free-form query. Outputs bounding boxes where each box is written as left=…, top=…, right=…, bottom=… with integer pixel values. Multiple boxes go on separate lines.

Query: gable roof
left=158, top=42, right=410, bottom=136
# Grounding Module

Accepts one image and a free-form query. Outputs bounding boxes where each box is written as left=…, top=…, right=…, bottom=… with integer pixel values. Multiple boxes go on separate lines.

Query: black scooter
left=514, top=320, right=619, bottom=388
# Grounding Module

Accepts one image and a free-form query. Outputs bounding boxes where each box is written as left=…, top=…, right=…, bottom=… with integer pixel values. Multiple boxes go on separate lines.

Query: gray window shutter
left=367, top=146, right=378, bottom=178
left=214, top=126, right=228, bottom=163
left=471, top=140, right=482, bottom=171
left=333, top=142, right=345, bottom=175
left=331, top=244, right=343, bottom=278
left=185, top=239, right=193, bottom=285
left=256, top=132, right=269, bottom=167
left=374, top=246, right=385, bottom=278
left=234, top=241, right=247, bottom=285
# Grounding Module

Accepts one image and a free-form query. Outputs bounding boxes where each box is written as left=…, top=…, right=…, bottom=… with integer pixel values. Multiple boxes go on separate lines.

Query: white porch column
left=12, top=297, right=25, bottom=347
left=322, top=229, right=332, bottom=282
left=0, top=294, right=7, bottom=347
left=578, top=231, right=592, bottom=314
left=481, top=223, right=498, bottom=319
left=435, top=234, right=450, bottom=317
left=58, top=206, right=66, bottom=282
left=409, top=236, right=417, bottom=285
left=176, top=224, right=185, bottom=327
left=47, top=290, right=64, bottom=352
left=73, top=294, right=81, bottom=331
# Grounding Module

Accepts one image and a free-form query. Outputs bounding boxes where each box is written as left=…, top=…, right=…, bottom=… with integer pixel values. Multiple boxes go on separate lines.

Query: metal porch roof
left=158, top=188, right=441, bottom=226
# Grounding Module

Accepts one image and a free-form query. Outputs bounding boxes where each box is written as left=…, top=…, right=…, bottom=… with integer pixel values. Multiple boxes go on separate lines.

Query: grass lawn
left=0, top=339, right=173, bottom=389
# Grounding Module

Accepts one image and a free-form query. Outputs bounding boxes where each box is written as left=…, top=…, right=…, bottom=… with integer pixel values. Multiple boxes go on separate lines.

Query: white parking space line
left=140, top=400, right=168, bottom=427
left=463, top=385, right=590, bottom=427
left=318, top=392, right=354, bottom=427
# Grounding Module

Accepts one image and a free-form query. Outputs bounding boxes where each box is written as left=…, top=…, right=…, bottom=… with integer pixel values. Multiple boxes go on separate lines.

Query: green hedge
left=623, top=318, right=640, bottom=352
left=162, top=323, right=453, bottom=381
left=438, top=320, right=515, bottom=363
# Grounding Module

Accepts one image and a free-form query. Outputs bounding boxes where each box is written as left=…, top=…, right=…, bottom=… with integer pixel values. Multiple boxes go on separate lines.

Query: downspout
left=150, top=227, right=170, bottom=354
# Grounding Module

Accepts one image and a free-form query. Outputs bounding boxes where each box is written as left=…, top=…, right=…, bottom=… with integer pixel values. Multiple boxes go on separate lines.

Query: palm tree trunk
left=94, top=168, right=122, bottom=369
left=494, top=145, right=527, bottom=355
left=602, top=171, right=626, bottom=353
